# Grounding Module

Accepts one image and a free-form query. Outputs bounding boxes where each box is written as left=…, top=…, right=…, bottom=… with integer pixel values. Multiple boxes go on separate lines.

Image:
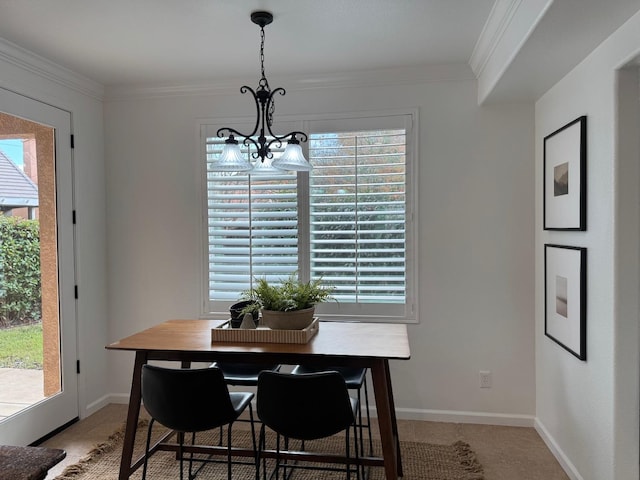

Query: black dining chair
left=291, top=365, right=374, bottom=460
left=141, top=364, right=256, bottom=480
left=256, top=370, right=360, bottom=480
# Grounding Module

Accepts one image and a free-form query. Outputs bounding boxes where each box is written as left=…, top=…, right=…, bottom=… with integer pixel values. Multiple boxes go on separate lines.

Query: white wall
left=535, top=11, right=640, bottom=480
left=104, top=74, right=536, bottom=421
left=0, top=42, right=108, bottom=418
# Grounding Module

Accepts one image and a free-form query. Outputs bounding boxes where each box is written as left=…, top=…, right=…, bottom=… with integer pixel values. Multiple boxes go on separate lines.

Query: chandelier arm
left=288, top=131, right=309, bottom=143
left=264, top=87, right=285, bottom=133
left=240, top=85, right=262, bottom=139
left=264, top=87, right=308, bottom=146
left=265, top=131, right=309, bottom=152
left=215, top=126, right=261, bottom=153
left=243, top=137, right=266, bottom=160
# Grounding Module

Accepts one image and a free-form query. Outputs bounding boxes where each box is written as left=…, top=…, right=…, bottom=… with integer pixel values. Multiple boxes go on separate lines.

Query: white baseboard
left=95, top=395, right=535, bottom=428
left=392, top=407, right=535, bottom=427
left=82, top=394, right=112, bottom=418
left=104, top=393, right=131, bottom=405
left=534, top=418, right=584, bottom=480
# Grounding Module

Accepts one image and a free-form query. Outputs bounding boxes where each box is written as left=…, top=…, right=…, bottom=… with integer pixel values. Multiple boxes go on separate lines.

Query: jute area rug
left=54, top=420, right=484, bottom=480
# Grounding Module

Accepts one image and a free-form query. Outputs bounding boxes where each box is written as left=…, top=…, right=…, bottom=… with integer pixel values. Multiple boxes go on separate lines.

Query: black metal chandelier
left=211, top=11, right=310, bottom=173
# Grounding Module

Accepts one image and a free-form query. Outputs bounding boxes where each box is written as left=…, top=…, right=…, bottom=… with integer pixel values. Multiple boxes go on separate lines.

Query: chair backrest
left=141, top=365, right=237, bottom=432
left=216, top=362, right=279, bottom=377
left=257, top=371, right=356, bottom=441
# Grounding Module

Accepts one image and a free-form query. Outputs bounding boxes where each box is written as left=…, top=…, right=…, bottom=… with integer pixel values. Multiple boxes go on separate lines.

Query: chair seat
left=211, top=362, right=281, bottom=386
left=229, top=391, right=255, bottom=414
left=291, top=365, right=366, bottom=389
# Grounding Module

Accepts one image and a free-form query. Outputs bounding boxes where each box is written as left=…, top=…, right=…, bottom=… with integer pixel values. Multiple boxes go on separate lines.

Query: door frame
left=0, top=87, right=78, bottom=445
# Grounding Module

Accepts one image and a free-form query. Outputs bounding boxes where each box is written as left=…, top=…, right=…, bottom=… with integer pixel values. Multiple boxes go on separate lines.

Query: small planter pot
left=261, top=307, right=315, bottom=330
left=230, top=300, right=259, bottom=328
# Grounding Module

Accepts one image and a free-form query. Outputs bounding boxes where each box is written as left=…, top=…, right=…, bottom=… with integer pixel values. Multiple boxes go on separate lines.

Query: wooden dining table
left=106, top=319, right=411, bottom=480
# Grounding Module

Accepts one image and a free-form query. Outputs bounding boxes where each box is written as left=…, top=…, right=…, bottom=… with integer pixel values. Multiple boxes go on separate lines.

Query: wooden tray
left=211, top=318, right=319, bottom=344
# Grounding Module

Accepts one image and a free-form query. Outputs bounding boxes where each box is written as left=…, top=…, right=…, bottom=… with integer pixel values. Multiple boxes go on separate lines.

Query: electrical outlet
left=479, top=370, right=492, bottom=388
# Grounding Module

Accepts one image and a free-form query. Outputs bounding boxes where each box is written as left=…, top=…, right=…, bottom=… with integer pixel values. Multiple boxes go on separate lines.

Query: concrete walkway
left=0, top=368, right=45, bottom=421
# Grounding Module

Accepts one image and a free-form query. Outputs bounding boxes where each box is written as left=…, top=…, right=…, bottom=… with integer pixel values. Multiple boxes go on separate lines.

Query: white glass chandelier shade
left=249, top=157, right=282, bottom=175
left=210, top=139, right=252, bottom=172
left=272, top=142, right=311, bottom=171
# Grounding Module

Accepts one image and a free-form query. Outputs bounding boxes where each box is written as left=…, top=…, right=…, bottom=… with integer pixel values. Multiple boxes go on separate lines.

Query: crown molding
left=0, top=37, right=104, bottom=100
left=471, top=0, right=554, bottom=103
left=469, top=0, right=524, bottom=78
left=104, top=63, right=476, bottom=101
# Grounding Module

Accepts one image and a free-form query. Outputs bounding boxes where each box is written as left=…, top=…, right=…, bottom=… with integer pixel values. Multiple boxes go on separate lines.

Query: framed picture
left=544, top=244, right=587, bottom=360
left=543, top=116, right=587, bottom=230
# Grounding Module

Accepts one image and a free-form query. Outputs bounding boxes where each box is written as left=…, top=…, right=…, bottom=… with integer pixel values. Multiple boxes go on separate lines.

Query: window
left=202, top=112, right=417, bottom=322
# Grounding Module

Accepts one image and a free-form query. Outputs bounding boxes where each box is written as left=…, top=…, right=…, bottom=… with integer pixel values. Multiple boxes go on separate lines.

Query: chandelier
left=211, top=11, right=310, bottom=173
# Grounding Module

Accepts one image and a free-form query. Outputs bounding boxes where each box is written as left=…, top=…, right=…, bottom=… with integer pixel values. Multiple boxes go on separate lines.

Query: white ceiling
left=0, top=0, right=638, bottom=101
left=0, top=0, right=494, bottom=86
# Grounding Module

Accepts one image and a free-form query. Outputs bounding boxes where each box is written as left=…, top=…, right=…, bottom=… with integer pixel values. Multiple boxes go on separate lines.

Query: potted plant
left=229, top=299, right=260, bottom=328
left=241, top=274, right=333, bottom=330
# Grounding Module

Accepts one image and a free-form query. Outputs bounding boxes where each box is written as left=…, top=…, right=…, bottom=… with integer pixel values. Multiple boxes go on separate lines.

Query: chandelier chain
left=258, top=24, right=275, bottom=127
left=260, top=26, right=266, bottom=85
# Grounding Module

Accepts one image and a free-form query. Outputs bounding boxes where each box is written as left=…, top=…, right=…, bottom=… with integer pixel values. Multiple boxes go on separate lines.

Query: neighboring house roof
left=0, top=149, right=38, bottom=208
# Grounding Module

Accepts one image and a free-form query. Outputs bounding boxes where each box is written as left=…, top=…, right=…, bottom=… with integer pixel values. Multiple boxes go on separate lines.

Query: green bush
left=0, top=216, right=41, bottom=326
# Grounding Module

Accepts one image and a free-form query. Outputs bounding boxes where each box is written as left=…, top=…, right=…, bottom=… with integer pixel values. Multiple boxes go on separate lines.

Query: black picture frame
left=544, top=244, right=587, bottom=360
left=543, top=116, right=587, bottom=230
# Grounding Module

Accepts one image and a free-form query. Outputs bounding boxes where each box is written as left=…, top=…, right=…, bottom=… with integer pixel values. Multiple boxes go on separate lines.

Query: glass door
left=0, top=87, right=77, bottom=445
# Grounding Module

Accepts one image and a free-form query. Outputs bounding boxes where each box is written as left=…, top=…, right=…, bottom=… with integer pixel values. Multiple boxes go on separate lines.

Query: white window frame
left=200, top=109, right=419, bottom=323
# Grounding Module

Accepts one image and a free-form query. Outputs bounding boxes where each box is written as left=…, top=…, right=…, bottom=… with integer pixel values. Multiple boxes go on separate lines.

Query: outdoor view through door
left=0, top=90, right=78, bottom=446
left=0, top=115, right=60, bottom=418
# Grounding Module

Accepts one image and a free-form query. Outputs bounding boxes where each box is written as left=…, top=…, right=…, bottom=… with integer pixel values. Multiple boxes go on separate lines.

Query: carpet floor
left=54, top=421, right=484, bottom=480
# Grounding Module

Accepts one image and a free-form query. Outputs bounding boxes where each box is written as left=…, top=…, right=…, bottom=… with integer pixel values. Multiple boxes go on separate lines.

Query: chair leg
left=178, top=432, right=184, bottom=480
left=275, top=433, right=281, bottom=480
left=356, top=387, right=364, bottom=459
left=188, top=432, right=196, bottom=480
left=226, top=424, right=233, bottom=480
left=258, top=425, right=267, bottom=480
left=353, top=422, right=361, bottom=480
left=346, top=426, right=351, bottom=480
left=352, top=376, right=373, bottom=468
left=256, top=425, right=262, bottom=480
left=142, top=418, right=155, bottom=480
left=248, top=404, right=257, bottom=465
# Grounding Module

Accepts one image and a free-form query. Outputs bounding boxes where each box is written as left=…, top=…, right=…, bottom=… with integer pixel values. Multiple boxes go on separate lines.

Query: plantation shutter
left=307, top=114, right=414, bottom=320
left=203, top=124, right=299, bottom=312
left=202, top=112, right=417, bottom=322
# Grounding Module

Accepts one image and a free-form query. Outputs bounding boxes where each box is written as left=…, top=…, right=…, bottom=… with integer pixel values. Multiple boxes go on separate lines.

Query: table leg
left=384, top=359, right=403, bottom=477
left=118, top=351, right=147, bottom=480
left=370, top=358, right=402, bottom=480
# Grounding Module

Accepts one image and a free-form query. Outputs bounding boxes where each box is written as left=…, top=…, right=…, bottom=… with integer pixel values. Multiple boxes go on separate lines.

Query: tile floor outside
left=0, top=368, right=45, bottom=421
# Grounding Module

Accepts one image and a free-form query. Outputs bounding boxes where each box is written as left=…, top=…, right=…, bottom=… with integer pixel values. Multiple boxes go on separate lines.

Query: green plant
left=243, top=274, right=334, bottom=312
left=0, top=323, right=43, bottom=369
left=0, top=216, right=41, bottom=326
left=238, top=300, right=262, bottom=317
